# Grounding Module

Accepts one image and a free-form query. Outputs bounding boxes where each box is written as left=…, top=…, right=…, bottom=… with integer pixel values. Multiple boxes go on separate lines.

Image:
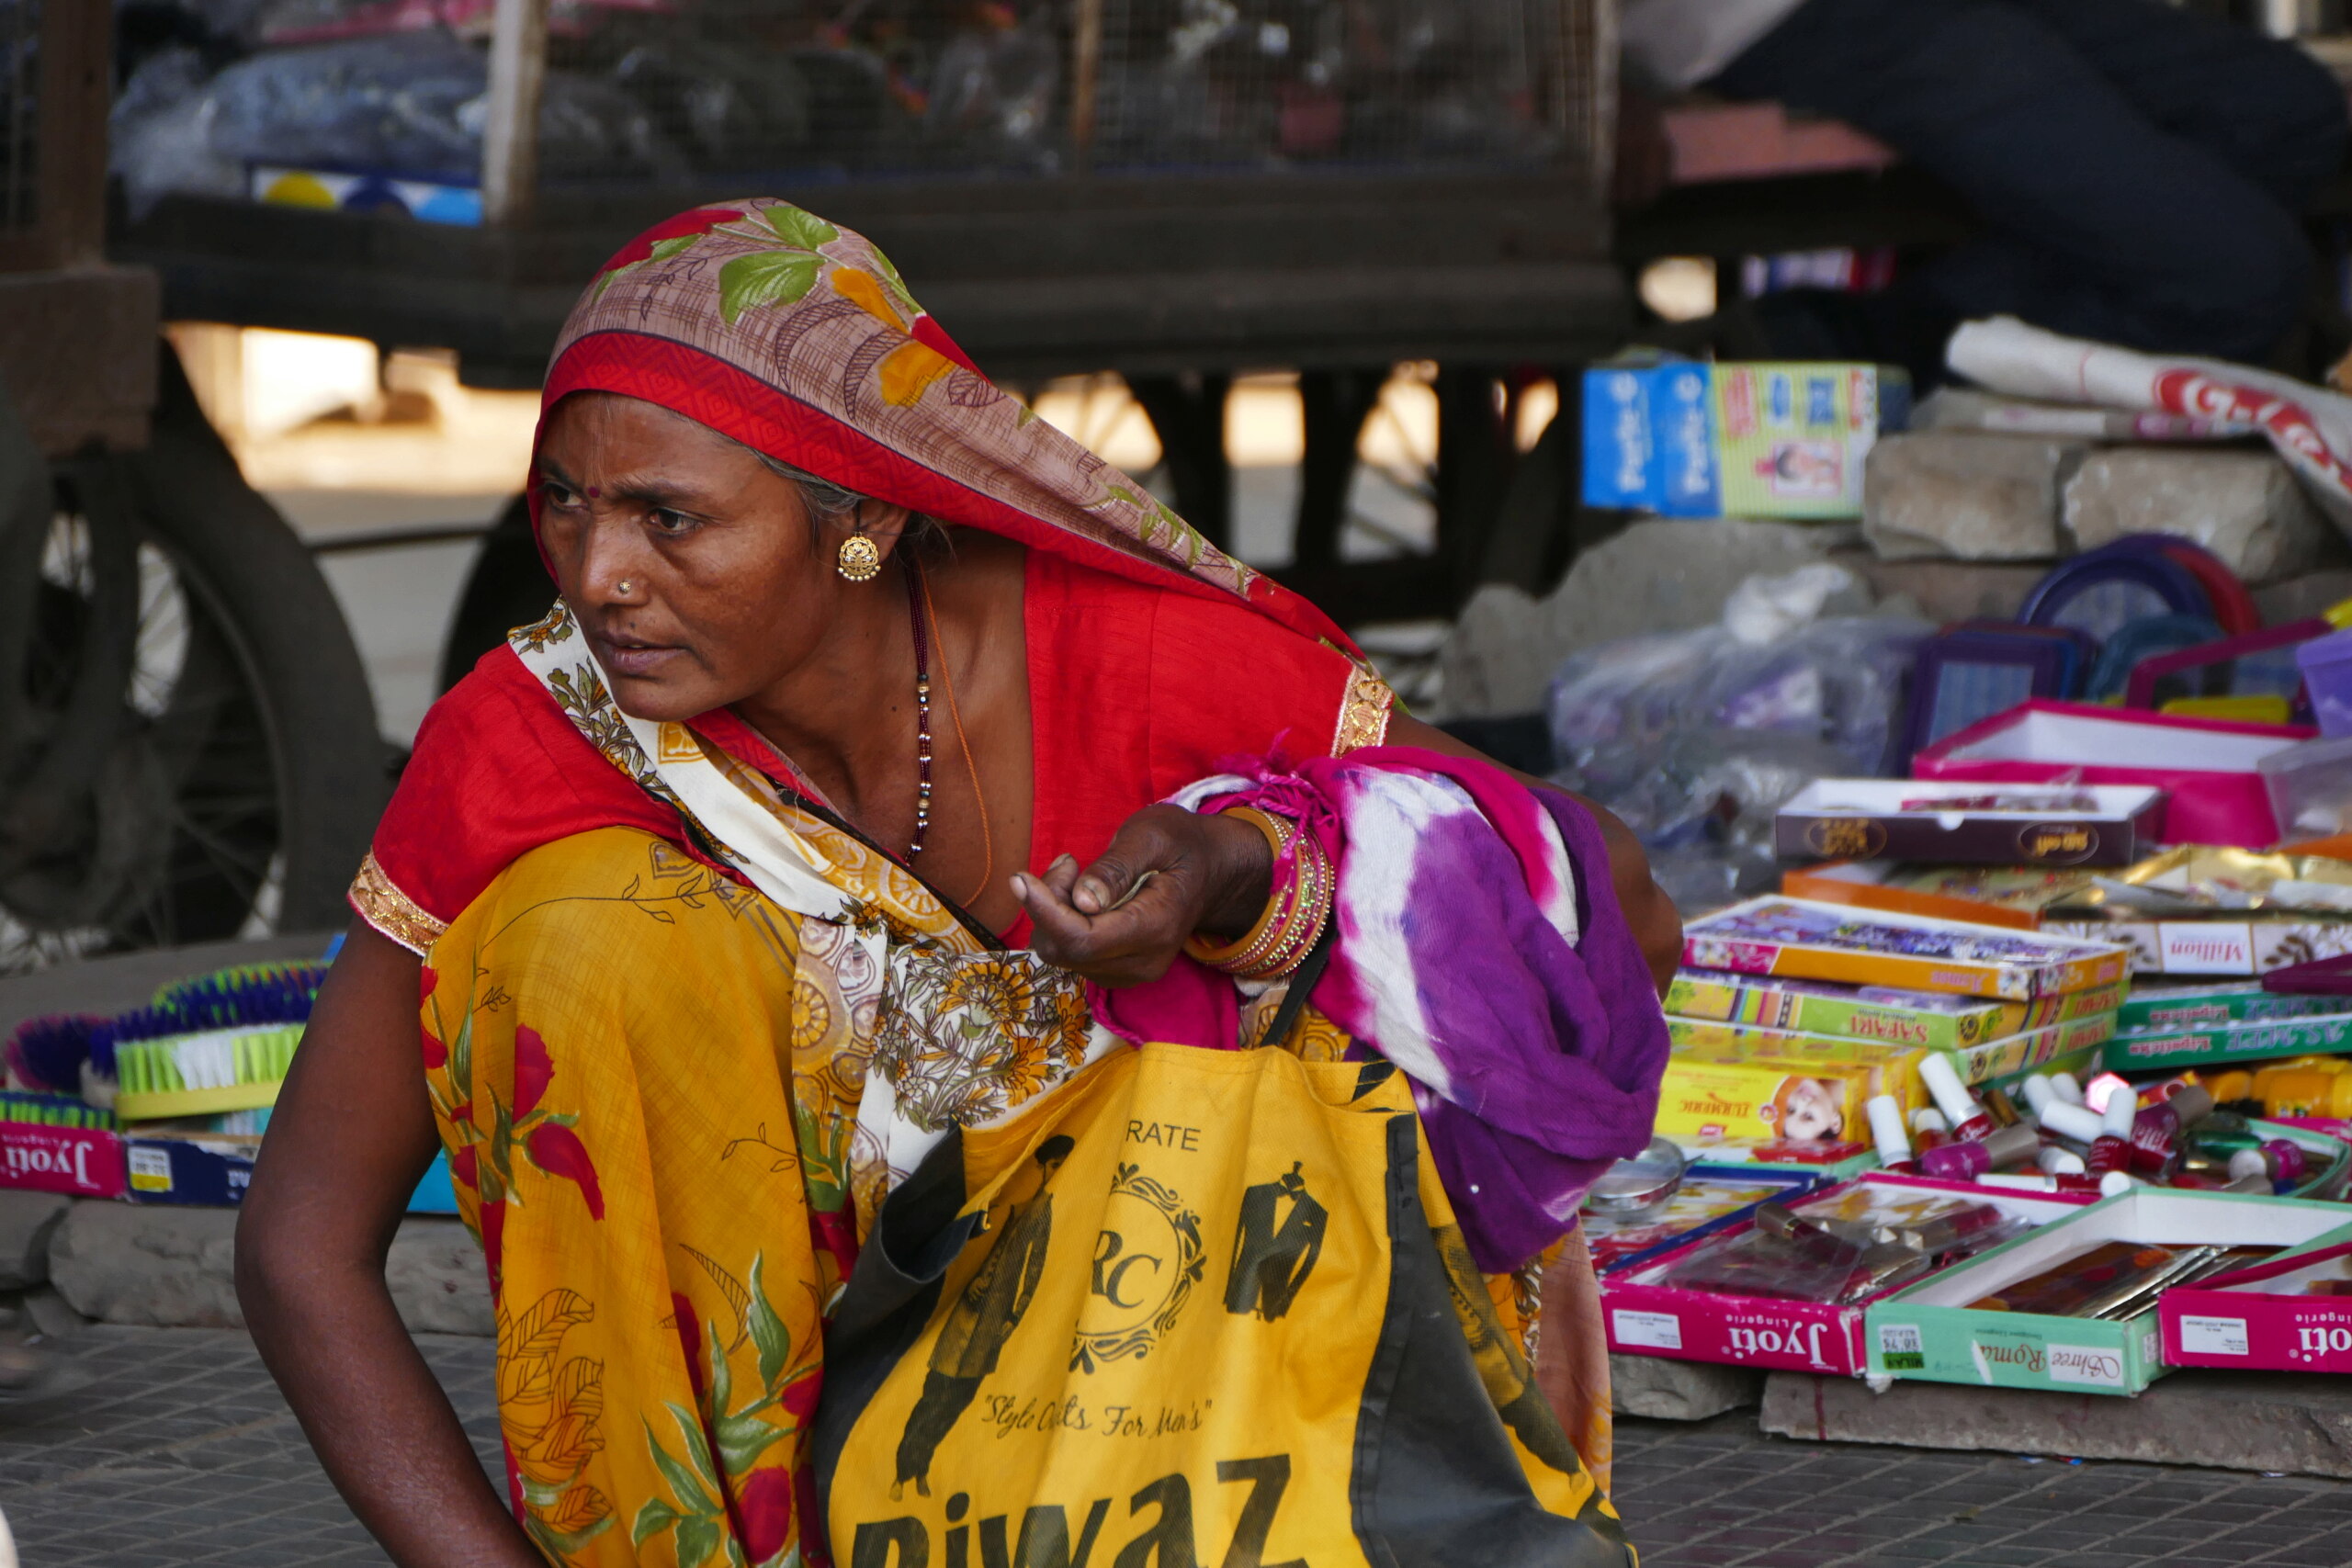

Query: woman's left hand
left=1014, top=804, right=1272, bottom=987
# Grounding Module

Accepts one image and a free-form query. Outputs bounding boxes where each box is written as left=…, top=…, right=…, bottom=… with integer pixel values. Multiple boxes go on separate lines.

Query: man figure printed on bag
left=894, top=1134, right=1075, bottom=1499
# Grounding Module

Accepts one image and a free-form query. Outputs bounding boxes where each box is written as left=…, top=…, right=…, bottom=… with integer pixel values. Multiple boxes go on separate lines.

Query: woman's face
left=1777, top=1077, right=1846, bottom=1145
left=534, top=392, right=884, bottom=721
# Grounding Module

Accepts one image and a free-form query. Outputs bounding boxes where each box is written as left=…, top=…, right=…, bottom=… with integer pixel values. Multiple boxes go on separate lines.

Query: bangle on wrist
left=1186, top=807, right=1331, bottom=980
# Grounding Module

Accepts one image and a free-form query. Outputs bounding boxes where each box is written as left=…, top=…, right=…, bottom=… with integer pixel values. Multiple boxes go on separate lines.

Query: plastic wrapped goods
left=112, top=29, right=683, bottom=215
left=1545, top=568, right=1930, bottom=912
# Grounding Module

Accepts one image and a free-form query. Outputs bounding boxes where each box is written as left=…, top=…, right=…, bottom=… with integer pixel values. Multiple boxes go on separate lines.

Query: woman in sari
left=236, top=199, right=1679, bottom=1568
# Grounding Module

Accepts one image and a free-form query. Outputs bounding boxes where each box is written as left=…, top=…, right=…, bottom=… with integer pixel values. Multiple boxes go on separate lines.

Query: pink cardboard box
left=1912, top=701, right=2312, bottom=848
left=1600, top=1173, right=2088, bottom=1377
left=0, top=1122, right=126, bottom=1199
left=2160, top=1236, right=2352, bottom=1371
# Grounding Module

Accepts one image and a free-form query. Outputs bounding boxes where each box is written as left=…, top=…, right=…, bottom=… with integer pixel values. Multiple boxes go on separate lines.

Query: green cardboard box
left=2103, top=1010, right=2352, bottom=1073
left=2118, top=980, right=2348, bottom=1034
left=1864, top=1189, right=2352, bottom=1395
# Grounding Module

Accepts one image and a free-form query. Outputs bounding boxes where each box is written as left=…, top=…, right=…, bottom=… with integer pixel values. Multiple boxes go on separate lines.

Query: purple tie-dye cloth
left=1093, top=744, right=1669, bottom=1273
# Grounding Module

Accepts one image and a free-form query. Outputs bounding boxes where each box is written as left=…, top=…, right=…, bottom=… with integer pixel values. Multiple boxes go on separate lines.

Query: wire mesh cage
left=108, top=0, right=1615, bottom=218
left=555, top=0, right=1617, bottom=186
left=0, top=0, right=108, bottom=272
left=0, top=1, right=40, bottom=233
left=1083, top=0, right=1603, bottom=176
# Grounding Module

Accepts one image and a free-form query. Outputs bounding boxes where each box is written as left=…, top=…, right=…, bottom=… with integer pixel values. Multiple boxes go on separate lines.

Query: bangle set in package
left=1966, top=1239, right=2278, bottom=1319
left=1653, top=1186, right=2032, bottom=1305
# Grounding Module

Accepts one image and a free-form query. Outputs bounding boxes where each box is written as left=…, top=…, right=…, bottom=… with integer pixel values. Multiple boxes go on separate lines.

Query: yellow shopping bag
left=816, top=1041, right=1634, bottom=1567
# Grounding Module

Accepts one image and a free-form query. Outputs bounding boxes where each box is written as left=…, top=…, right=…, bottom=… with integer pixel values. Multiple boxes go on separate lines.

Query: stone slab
left=1610, top=1353, right=1763, bottom=1420
left=0, top=1190, right=67, bottom=1292
left=1761, top=1368, right=2352, bottom=1478
left=18, top=1286, right=85, bottom=1338
left=47, top=1199, right=491, bottom=1337
left=2064, top=446, right=2336, bottom=586
left=1862, top=432, right=2079, bottom=562
left=0, top=932, right=336, bottom=1041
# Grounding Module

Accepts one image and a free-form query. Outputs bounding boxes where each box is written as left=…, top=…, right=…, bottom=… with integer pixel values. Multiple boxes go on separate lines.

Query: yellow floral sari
left=404, top=604, right=1613, bottom=1568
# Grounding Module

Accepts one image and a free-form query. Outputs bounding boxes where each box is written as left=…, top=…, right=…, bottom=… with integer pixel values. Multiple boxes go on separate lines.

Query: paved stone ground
left=0, top=1326, right=498, bottom=1565
left=1612, top=1412, right=2352, bottom=1567
left=7, top=1325, right=2352, bottom=1565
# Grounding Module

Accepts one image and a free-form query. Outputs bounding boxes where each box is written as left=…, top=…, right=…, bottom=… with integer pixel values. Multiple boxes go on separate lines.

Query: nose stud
left=616, top=579, right=635, bottom=595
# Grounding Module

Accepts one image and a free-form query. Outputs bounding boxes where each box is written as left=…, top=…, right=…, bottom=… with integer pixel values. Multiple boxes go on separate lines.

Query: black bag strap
left=1257, top=923, right=1338, bottom=1049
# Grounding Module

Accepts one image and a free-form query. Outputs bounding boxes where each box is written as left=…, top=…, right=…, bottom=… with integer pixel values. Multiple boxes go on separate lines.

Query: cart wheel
left=0, top=345, right=385, bottom=974
left=436, top=493, right=548, bottom=695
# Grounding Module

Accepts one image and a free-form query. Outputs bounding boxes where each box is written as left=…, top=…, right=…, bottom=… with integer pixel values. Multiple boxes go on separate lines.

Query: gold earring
left=837, top=532, right=881, bottom=582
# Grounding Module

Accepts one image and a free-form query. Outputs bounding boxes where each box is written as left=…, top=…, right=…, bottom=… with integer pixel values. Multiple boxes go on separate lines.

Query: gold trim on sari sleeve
left=1330, top=670, right=1395, bottom=756
left=348, top=851, right=447, bottom=955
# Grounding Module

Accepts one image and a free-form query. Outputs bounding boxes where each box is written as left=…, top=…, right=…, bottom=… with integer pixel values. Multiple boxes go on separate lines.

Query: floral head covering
left=542, top=198, right=1353, bottom=653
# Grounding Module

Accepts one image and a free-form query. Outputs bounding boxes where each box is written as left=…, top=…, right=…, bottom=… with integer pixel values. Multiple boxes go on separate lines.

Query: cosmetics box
left=1655, top=1051, right=1916, bottom=1149
left=1779, top=863, right=2047, bottom=931
left=1775, top=780, right=2164, bottom=868
left=1668, top=1011, right=2115, bottom=1095
left=1863, top=1188, right=2352, bottom=1395
left=2102, top=1010, right=2352, bottom=1073
left=1667, top=969, right=2123, bottom=1052
left=2118, top=979, right=2348, bottom=1032
left=121, top=1132, right=259, bottom=1206
left=2159, top=1232, right=2352, bottom=1373
left=1662, top=1138, right=1881, bottom=1179
left=0, top=1121, right=126, bottom=1199
left=1586, top=1166, right=1824, bottom=1275
left=1911, top=701, right=2313, bottom=848
left=1579, top=360, right=1905, bottom=519
left=2042, top=917, right=2352, bottom=978
left=1683, top=897, right=2131, bottom=1000
left=0, top=1112, right=458, bottom=1212
left=1603, top=1174, right=2087, bottom=1376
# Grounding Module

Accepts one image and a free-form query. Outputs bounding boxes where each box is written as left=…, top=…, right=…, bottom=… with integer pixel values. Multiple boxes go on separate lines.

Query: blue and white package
left=1650, top=363, right=1721, bottom=516
left=1582, top=366, right=1662, bottom=511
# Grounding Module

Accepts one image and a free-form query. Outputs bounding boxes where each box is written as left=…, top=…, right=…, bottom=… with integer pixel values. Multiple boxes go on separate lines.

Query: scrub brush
left=0, top=1090, right=113, bottom=1131
left=93, top=971, right=314, bottom=1122
left=153, top=959, right=327, bottom=1014
left=3, top=1014, right=101, bottom=1096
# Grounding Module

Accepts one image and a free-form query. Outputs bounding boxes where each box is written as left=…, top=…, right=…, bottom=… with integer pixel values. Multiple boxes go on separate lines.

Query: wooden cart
left=111, top=0, right=1633, bottom=644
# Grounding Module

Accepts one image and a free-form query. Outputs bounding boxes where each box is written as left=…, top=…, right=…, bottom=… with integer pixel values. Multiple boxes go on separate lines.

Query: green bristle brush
left=94, top=970, right=314, bottom=1122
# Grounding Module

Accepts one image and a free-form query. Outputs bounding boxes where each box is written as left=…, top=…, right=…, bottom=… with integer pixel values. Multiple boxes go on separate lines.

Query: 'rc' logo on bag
left=1074, top=1163, right=1204, bottom=1372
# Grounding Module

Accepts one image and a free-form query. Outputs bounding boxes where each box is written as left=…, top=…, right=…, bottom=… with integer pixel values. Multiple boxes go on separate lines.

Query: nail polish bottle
left=1910, top=1108, right=1951, bottom=1156
left=2130, top=1084, right=2213, bottom=1176
left=1919, top=1120, right=2038, bottom=1181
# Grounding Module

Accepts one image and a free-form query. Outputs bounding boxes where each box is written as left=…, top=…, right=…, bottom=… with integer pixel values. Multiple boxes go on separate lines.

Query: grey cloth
left=1623, top=0, right=1807, bottom=89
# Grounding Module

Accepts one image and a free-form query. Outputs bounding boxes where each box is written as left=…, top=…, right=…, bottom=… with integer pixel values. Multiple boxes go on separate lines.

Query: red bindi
left=587, top=485, right=602, bottom=498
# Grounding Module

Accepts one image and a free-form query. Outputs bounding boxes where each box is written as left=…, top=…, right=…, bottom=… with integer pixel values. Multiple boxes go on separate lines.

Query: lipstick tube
left=2022, top=1075, right=2059, bottom=1119
left=1919, top=1119, right=2039, bottom=1181
left=1982, top=1171, right=2112, bottom=1196
left=1866, top=1094, right=1913, bottom=1170
left=2038, top=1145, right=2086, bottom=1177
left=1919, top=1054, right=1993, bottom=1143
